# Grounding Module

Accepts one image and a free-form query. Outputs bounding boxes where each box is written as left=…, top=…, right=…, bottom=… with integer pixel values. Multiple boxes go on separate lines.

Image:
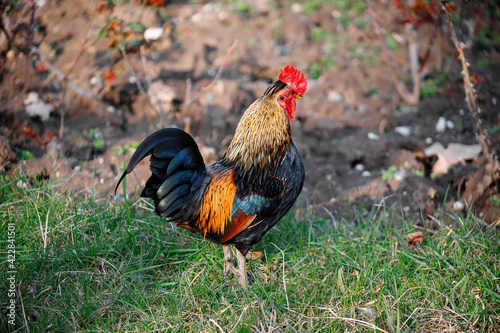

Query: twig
left=182, top=38, right=239, bottom=133
left=228, top=305, right=248, bottom=333
left=28, top=0, right=36, bottom=46
left=139, top=45, right=168, bottom=118
left=188, top=38, right=239, bottom=104
left=0, top=16, right=13, bottom=52
left=31, top=197, right=48, bottom=252
left=366, top=0, right=420, bottom=105
left=288, top=306, right=389, bottom=333
left=441, top=1, right=495, bottom=160
left=65, top=2, right=100, bottom=78
left=272, top=243, right=289, bottom=309
left=119, top=46, right=165, bottom=124
left=209, top=318, right=225, bottom=333
left=184, top=78, right=193, bottom=133
left=30, top=46, right=95, bottom=99
left=18, top=282, right=30, bottom=333
left=322, top=206, right=338, bottom=230
left=418, top=16, right=443, bottom=72
left=187, top=267, right=205, bottom=289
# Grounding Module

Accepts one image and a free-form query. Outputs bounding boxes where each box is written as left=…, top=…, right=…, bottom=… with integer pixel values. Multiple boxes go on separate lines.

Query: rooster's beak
left=295, top=95, right=302, bottom=100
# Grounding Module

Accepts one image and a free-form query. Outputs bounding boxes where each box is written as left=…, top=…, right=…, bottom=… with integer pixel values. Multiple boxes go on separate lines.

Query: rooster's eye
left=285, top=91, right=290, bottom=97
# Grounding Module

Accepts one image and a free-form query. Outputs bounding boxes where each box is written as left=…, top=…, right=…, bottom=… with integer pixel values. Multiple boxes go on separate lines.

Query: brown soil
left=1, top=1, right=499, bottom=226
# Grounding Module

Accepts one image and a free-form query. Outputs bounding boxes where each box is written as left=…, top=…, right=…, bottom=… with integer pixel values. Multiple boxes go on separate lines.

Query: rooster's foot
left=222, top=245, right=248, bottom=289
left=245, top=250, right=263, bottom=260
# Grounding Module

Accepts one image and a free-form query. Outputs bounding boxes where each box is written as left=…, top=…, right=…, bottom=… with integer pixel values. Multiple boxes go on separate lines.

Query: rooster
left=116, top=65, right=307, bottom=288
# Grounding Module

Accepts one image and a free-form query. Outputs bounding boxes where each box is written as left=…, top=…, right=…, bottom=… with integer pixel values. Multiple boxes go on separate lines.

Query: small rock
left=362, top=171, right=371, bottom=177
left=191, top=12, right=202, bottom=22
left=24, top=91, right=41, bottom=105
left=331, top=10, right=341, bottom=18
left=148, top=82, right=176, bottom=114
left=291, top=3, right=302, bottom=13
left=367, top=132, right=380, bottom=141
left=17, top=180, right=28, bottom=188
left=403, top=206, right=410, bottom=213
left=453, top=201, right=464, bottom=211
left=394, top=126, right=411, bottom=137
left=327, top=90, right=343, bottom=103
left=24, top=92, right=54, bottom=122
left=144, top=27, right=164, bottom=42
left=357, top=105, right=368, bottom=114
left=6, top=49, right=15, bottom=61
left=90, top=76, right=103, bottom=86
left=355, top=163, right=364, bottom=171
left=435, top=117, right=446, bottom=133
left=446, top=120, right=454, bottom=129
left=394, top=170, right=405, bottom=182
left=425, top=137, right=433, bottom=145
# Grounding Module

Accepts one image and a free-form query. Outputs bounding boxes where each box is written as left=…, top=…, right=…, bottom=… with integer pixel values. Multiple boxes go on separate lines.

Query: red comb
left=278, top=65, right=307, bottom=95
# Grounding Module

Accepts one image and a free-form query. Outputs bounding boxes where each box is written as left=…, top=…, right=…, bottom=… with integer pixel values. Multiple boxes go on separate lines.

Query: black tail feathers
left=116, top=128, right=206, bottom=220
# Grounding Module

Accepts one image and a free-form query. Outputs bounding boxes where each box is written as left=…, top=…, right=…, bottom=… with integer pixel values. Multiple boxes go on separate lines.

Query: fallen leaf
left=103, top=68, right=117, bottom=85
left=424, top=142, right=482, bottom=174
left=427, top=187, right=437, bottom=199
left=406, top=231, right=424, bottom=247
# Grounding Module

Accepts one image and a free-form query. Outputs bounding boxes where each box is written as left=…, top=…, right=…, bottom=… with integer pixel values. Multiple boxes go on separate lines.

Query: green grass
left=1, top=174, right=499, bottom=332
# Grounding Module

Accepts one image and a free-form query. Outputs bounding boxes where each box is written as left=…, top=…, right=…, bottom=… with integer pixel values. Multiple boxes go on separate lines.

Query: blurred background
left=1, top=0, right=499, bottom=225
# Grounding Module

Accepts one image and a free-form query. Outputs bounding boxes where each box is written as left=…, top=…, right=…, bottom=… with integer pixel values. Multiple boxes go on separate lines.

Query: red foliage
left=95, top=1, right=115, bottom=13
left=470, top=74, right=484, bottom=84
left=103, top=68, right=118, bottom=85
left=22, top=126, right=58, bottom=148
left=106, top=19, right=122, bottom=32
left=395, top=0, right=457, bottom=27
left=148, top=0, right=166, bottom=8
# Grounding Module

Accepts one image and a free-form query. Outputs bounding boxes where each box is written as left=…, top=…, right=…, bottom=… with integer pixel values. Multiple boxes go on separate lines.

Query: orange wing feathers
left=220, top=211, right=257, bottom=243
left=197, top=170, right=237, bottom=236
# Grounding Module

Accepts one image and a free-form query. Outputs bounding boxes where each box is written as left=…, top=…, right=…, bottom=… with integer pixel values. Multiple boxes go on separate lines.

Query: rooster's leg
left=223, top=245, right=248, bottom=289
left=223, top=245, right=237, bottom=275
left=235, top=250, right=248, bottom=289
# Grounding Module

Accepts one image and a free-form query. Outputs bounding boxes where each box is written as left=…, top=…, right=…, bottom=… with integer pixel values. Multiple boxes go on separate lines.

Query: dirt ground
left=1, top=0, right=499, bottom=226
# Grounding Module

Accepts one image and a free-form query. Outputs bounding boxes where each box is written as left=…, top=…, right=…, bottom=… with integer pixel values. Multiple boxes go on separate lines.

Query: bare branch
left=183, top=37, right=239, bottom=133
left=441, top=1, right=495, bottom=160
left=366, top=0, right=420, bottom=105
left=30, top=46, right=96, bottom=99
left=119, top=46, right=166, bottom=125
left=190, top=37, right=240, bottom=103
left=0, top=16, right=13, bottom=52
left=139, top=45, right=168, bottom=119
